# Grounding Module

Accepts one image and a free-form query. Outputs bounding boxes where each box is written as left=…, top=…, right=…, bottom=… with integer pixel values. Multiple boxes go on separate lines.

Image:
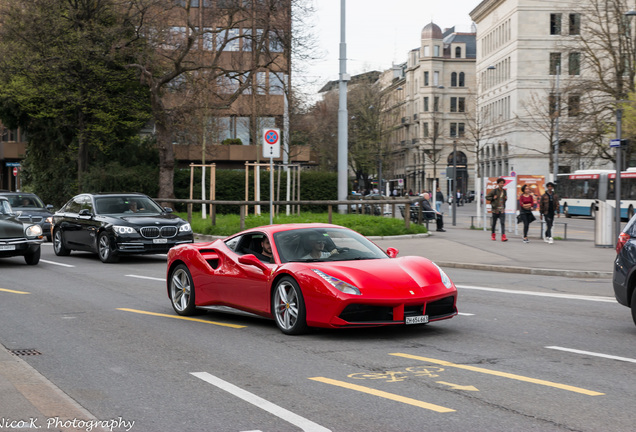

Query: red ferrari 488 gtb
left=167, top=223, right=457, bottom=334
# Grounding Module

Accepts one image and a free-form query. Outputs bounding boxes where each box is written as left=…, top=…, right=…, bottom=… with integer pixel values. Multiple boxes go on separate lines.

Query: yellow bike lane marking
left=390, top=353, right=604, bottom=396
left=309, top=377, right=455, bottom=413
left=117, top=308, right=246, bottom=328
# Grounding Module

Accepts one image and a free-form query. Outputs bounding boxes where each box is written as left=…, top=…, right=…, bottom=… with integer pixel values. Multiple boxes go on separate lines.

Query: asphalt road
left=0, top=241, right=634, bottom=432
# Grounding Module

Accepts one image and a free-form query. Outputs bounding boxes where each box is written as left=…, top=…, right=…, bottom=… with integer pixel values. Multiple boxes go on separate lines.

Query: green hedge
left=174, top=168, right=338, bottom=213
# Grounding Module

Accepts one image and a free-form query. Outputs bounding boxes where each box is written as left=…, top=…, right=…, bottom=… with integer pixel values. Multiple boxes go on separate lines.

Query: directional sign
left=262, top=128, right=280, bottom=158
left=610, top=139, right=622, bottom=148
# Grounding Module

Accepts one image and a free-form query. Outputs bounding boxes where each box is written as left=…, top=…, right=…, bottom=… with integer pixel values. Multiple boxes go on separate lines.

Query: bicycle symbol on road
left=348, top=366, right=445, bottom=383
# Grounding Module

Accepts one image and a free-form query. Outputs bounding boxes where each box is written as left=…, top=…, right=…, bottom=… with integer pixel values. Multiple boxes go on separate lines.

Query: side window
left=224, top=235, right=242, bottom=252
left=80, top=196, right=94, bottom=212
left=65, top=197, right=83, bottom=214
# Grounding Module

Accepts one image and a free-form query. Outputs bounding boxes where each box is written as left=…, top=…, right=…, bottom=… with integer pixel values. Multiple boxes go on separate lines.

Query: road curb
left=436, top=261, right=613, bottom=279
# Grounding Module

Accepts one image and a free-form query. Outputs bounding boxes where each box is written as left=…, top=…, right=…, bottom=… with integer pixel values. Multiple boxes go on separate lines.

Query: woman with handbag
left=519, top=185, right=535, bottom=243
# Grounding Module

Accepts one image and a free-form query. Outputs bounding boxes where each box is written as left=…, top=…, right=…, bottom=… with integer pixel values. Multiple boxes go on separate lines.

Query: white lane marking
left=191, top=372, right=331, bottom=432
left=126, top=275, right=165, bottom=282
left=546, top=346, right=636, bottom=364
left=457, top=285, right=616, bottom=303
left=40, top=259, right=75, bottom=268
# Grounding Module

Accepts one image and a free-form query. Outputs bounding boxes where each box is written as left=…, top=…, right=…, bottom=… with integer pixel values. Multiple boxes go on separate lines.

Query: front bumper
left=114, top=237, right=194, bottom=254
left=0, top=238, right=43, bottom=258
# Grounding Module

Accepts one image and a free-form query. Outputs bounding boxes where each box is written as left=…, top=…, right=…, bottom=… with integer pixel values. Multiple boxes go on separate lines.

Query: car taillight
left=617, top=232, right=630, bottom=254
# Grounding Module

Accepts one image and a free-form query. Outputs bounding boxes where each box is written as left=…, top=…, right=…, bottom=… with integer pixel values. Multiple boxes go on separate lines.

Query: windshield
left=273, top=227, right=389, bottom=263
left=0, top=200, right=12, bottom=215
left=5, top=194, right=45, bottom=209
left=94, top=196, right=164, bottom=215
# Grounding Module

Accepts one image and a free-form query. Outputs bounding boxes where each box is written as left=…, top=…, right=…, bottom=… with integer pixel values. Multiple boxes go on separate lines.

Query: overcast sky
left=299, top=0, right=480, bottom=97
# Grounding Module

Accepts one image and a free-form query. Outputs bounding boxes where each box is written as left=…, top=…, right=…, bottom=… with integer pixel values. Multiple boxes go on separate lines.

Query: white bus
left=557, top=169, right=636, bottom=219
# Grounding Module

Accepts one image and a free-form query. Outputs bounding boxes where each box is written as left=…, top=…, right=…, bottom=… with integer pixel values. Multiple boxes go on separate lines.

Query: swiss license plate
left=405, top=315, right=429, bottom=325
left=153, top=238, right=168, bottom=244
left=0, top=245, right=16, bottom=251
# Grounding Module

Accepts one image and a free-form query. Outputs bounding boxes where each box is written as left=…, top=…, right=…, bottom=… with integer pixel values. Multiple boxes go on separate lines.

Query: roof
left=421, top=22, right=443, bottom=39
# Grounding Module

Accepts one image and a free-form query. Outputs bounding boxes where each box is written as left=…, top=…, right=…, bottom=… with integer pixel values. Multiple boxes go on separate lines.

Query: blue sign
left=5, top=162, right=20, bottom=167
left=610, top=139, right=622, bottom=148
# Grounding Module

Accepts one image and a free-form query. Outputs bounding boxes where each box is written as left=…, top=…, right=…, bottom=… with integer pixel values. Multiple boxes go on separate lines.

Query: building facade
left=470, top=0, right=613, bottom=183
left=381, top=23, right=477, bottom=197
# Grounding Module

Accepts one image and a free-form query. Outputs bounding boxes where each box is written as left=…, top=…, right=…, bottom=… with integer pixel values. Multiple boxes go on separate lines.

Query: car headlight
left=179, top=223, right=192, bottom=232
left=433, top=262, right=453, bottom=289
left=25, top=224, right=43, bottom=237
left=312, top=269, right=361, bottom=295
left=113, top=225, right=136, bottom=235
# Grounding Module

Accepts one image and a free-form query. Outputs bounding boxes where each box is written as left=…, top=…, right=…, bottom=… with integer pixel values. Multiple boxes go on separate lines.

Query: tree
left=116, top=0, right=291, bottom=198
left=0, top=0, right=151, bottom=202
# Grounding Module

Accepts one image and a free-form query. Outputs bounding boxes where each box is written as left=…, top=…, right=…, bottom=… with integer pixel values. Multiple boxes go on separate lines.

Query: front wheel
left=24, top=247, right=40, bottom=265
left=169, top=264, right=201, bottom=316
left=272, top=276, right=308, bottom=335
left=53, top=229, right=70, bottom=256
left=98, top=232, right=119, bottom=263
left=631, top=291, right=636, bottom=327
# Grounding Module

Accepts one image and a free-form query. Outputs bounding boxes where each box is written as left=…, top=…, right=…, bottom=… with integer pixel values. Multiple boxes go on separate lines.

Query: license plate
left=153, top=238, right=168, bottom=244
left=405, top=315, right=429, bottom=325
left=0, top=245, right=16, bottom=251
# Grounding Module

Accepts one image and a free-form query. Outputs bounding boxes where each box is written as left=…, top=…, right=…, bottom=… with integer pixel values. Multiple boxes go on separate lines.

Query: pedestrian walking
left=518, top=184, right=536, bottom=243
left=539, top=182, right=560, bottom=244
left=486, top=177, right=508, bottom=241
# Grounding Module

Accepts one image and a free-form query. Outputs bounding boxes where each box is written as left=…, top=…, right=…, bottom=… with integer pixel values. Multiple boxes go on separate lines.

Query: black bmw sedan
left=614, top=213, right=636, bottom=326
left=51, top=193, right=193, bottom=263
left=0, top=196, right=44, bottom=265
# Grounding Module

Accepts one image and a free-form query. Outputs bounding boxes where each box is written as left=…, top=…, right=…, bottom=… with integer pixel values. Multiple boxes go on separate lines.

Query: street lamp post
left=452, top=140, right=457, bottom=226
left=337, top=0, right=349, bottom=212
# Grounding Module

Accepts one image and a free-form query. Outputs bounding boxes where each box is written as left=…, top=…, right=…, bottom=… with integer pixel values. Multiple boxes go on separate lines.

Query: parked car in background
left=167, top=223, right=458, bottom=335
left=51, top=193, right=193, bottom=263
left=0, top=196, right=44, bottom=265
left=613, top=213, right=636, bottom=326
left=0, top=191, right=53, bottom=241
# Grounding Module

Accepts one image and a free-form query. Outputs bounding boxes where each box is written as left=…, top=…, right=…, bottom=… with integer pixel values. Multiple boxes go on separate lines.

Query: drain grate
left=10, top=349, right=42, bottom=356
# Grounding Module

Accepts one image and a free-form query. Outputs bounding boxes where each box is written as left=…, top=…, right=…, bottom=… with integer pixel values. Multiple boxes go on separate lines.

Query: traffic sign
left=12, top=167, right=18, bottom=176
left=262, top=128, right=280, bottom=158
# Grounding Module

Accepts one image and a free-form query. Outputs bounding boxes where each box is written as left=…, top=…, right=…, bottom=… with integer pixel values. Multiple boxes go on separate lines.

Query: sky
left=299, top=0, right=480, bottom=96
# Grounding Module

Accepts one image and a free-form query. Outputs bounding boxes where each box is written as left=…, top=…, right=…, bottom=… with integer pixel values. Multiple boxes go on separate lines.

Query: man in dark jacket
left=539, top=182, right=560, bottom=244
left=421, top=193, right=445, bottom=232
left=485, top=177, right=508, bottom=241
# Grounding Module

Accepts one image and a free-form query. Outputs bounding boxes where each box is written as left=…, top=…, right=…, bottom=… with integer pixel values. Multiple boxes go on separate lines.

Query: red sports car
left=166, top=223, right=457, bottom=334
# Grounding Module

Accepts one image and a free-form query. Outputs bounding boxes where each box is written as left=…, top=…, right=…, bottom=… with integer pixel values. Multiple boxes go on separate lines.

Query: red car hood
left=305, top=256, right=452, bottom=297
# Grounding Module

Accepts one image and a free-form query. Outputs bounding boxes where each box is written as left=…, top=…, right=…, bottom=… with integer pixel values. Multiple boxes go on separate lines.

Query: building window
left=549, top=52, right=561, bottom=75
left=568, top=95, right=581, bottom=117
left=423, top=97, right=429, bottom=112
left=459, top=72, right=465, bottom=87
left=550, top=13, right=562, bottom=35
left=455, top=47, right=462, bottom=58
left=433, top=71, right=439, bottom=86
left=269, top=72, right=286, bottom=95
left=569, top=52, right=580, bottom=75
left=423, top=46, right=430, bottom=57
left=423, top=122, right=429, bottom=137
left=269, top=30, right=284, bottom=52
left=424, top=71, right=429, bottom=86
left=549, top=93, right=559, bottom=116
left=569, top=13, right=581, bottom=35
left=434, top=45, right=440, bottom=57
left=217, top=28, right=240, bottom=51
left=433, top=97, right=439, bottom=112
left=434, top=122, right=439, bottom=137
left=449, top=97, right=465, bottom=112
left=451, top=72, right=457, bottom=87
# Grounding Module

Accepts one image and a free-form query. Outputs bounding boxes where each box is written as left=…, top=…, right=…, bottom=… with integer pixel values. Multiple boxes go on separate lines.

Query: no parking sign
left=262, top=128, right=280, bottom=159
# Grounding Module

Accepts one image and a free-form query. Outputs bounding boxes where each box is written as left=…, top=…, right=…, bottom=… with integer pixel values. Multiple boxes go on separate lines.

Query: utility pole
left=337, top=0, right=349, bottom=212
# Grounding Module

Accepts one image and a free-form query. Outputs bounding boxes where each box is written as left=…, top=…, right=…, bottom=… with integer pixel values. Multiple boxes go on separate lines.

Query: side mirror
left=78, top=209, right=92, bottom=218
left=238, top=254, right=270, bottom=273
left=386, top=247, right=399, bottom=258
left=46, top=204, right=54, bottom=210
left=163, top=207, right=173, bottom=213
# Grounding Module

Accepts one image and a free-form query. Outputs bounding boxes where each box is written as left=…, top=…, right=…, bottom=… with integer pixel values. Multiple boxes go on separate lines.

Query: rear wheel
left=24, top=247, right=40, bottom=265
left=98, top=232, right=119, bottom=263
left=272, top=276, right=308, bottom=335
left=53, top=229, right=70, bottom=256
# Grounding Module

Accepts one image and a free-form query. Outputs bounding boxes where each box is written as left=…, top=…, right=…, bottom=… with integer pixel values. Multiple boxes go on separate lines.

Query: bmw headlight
left=312, top=269, right=361, bottom=295
left=433, top=262, right=453, bottom=289
left=113, top=225, right=136, bottom=235
left=179, top=223, right=192, bottom=233
left=25, top=224, right=43, bottom=237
